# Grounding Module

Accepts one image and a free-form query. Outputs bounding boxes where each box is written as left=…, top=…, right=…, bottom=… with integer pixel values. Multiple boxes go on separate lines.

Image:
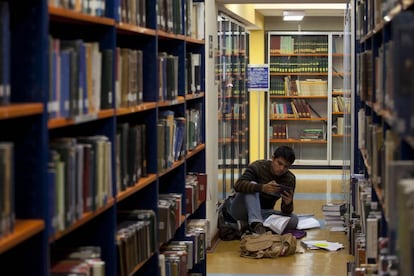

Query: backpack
left=217, top=197, right=242, bottom=241
left=240, top=232, right=297, bottom=258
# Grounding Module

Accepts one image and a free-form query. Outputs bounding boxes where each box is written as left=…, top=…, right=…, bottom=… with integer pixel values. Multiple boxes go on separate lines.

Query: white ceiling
left=216, top=0, right=349, bottom=18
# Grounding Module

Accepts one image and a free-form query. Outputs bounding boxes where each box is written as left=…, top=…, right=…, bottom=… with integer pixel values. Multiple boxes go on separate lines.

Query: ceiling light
left=283, top=10, right=305, bottom=21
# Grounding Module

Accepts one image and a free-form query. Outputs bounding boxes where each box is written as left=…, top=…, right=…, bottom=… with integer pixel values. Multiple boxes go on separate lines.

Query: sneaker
left=251, top=222, right=267, bottom=235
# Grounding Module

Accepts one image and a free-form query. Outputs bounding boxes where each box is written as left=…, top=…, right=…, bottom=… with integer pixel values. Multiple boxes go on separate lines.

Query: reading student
left=226, top=145, right=298, bottom=234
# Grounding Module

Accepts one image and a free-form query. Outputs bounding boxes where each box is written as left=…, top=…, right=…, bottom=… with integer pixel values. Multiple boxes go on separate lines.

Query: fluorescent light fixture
left=255, top=4, right=347, bottom=10
left=283, top=10, right=305, bottom=21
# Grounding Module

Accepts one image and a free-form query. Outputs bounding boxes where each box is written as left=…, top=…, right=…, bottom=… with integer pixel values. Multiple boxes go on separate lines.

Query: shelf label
left=247, top=64, right=269, bottom=91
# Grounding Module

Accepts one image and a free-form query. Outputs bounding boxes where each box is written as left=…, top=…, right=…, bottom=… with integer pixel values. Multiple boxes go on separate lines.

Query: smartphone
left=278, top=184, right=293, bottom=194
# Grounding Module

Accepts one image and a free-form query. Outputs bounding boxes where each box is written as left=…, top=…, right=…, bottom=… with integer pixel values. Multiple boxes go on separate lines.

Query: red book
left=196, top=173, right=207, bottom=202
left=185, top=185, right=195, bottom=214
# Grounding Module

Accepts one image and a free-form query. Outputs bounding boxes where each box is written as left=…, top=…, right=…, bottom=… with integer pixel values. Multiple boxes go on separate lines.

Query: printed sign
left=247, top=64, right=269, bottom=91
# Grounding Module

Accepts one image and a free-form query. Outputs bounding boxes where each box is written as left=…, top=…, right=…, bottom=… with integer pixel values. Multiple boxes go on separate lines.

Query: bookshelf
left=266, top=31, right=350, bottom=166
left=0, top=0, right=207, bottom=275
left=351, top=1, right=414, bottom=275
left=216, top=13, right=250, bottom=198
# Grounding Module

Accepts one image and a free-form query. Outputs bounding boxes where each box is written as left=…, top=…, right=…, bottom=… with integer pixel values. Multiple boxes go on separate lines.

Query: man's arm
left=281, top=197, right=294, bottom=214
left=234, top=165, right=263, bottom=193
left=280, top=174, right=296, bottom=214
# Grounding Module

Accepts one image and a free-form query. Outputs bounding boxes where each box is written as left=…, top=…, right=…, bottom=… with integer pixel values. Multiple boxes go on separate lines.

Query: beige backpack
left=240, top=231, right=297, bottom=258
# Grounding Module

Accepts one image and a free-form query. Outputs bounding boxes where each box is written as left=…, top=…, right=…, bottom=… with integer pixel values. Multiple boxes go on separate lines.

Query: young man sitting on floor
left=226, top=145, right=299, bottom=234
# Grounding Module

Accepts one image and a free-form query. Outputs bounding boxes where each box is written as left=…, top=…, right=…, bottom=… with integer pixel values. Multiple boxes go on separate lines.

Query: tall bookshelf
left=216, top=14, right=249, bottom=199
left=0, top=0, right=207, bottom=275
left=266, top=31, right=350, bottom=166
left=350, top=0, right=414, bottom=274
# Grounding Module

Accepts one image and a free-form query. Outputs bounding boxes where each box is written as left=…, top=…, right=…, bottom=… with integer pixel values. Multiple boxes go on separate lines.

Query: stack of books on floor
left=322, top=202, right=346, bottom=229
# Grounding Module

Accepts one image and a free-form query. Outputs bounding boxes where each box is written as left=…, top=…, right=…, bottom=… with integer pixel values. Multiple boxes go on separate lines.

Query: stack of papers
left=300, top=240, right=344, bottom=251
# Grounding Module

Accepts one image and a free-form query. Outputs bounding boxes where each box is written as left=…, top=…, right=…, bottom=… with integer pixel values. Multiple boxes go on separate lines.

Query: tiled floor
left=207, top=169, right=354, bottom=276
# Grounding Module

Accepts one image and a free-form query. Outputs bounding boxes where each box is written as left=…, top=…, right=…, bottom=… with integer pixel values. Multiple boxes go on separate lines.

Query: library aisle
left=207, top=169, right=354, bottom=276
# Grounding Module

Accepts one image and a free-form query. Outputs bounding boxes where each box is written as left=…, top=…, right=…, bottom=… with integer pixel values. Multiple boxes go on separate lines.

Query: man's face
left=271, top=157, right=290, bottom=176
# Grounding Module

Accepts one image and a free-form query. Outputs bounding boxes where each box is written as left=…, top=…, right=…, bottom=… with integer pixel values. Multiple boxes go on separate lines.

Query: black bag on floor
left=217, top=196, right=242, bottom=241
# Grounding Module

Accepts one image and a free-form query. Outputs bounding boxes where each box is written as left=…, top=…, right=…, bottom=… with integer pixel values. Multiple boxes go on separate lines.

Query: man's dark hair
left=273, top=146, right=296, bottom=165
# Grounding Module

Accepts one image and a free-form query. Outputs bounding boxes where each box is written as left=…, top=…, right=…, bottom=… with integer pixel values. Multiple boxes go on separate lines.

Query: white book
left=159, top=254, right=166, bottom=276
left=297, top=217, right=321, bottom=230
left=263, top=214, right=290, bottom=234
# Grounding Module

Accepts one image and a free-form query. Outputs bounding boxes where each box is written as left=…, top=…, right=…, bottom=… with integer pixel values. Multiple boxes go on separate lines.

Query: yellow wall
left=249, top=29, right=266, bottom=161
left=224, top=4, right=257, bottom=25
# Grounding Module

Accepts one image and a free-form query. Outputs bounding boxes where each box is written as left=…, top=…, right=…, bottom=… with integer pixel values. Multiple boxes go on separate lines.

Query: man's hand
left=281, top=189, right=293, bottom=205
left=262, top=180, right=278, bottom=194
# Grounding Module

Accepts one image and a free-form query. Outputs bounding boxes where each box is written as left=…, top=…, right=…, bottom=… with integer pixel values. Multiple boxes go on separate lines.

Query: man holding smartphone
left=226, top=145, right=298, bottom=234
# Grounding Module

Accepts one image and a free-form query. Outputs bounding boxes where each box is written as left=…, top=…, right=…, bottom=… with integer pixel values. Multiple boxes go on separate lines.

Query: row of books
left=332, top=117, right=345, bottom=135
left=158, top=52, right=202, bottom=100
left=48, top=0, right=106, bottom=17
left=119, top=0, right=146, bottom=27
left=185, top=173, right=207, bottom=215
left=157, top=0, right=183, bottom=35
left=217, top=121, right=232, bottom=140
left=218, top=32, right=247, bottom=56
left=156, top=0, right=204, bottom=39
left=219, top=77, right=246, bottom=97
left=332, top=96, right=350, bottom=113
left=159, top=193, right=184, bottom=244
left=269, top=99, right=314, bottom=118
left=0, top=2, right=10, bottom=106
left=350, top=166, right=414, bottom=275
left=357, top=41, right=414, bottom=137
left=157, top=106, right=202, bottom=169
left=116, top=123, right=147, bottom=193
left=47, top=42, right=200, bottom=121
left=216, top=55, right=247, bottom=75
left=114, top=175, right=207, bottom=276
left=157, top=111, right=186, bottom=170
left=218, top=143, right=247, bottom=162
left=116, top=209, right=157, bottom=276
left=269, top=122, right=287, bottom=139
left=51, top=246, right=105, bottom=276
left=49, top=0, right=205, bottom=40
left=186, top=52, right=202, bottom=95
left=322, top=202, right=346, bottom=228
left=269, top=35, right=329, bottom=54
left=158, top=53, right=179, bottom=102
left=186, top=107, right=202, bottom=151
left=268, top=124, right=327, bottom=141
left=116, top=48, right=144, bottom=108
left=159, top=219, right=208, bottom=276
left=269, top=56, right=329, bottom=73
left=300, top=128, right=325, bottom=140
left=48, top=135, right=113, bottom=233
left=270, top=77, right=328, bottom=97
left=355, top=0, right=394, bottom=40
left=48, top=38, right=113, bottom=119
left=0, top=142, right=14, bottom=238
left=218, top=102, right=246, bottom=117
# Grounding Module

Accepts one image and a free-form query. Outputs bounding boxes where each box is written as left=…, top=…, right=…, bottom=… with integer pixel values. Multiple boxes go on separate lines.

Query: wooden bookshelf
left=0, top=103, right=43, bottom=119
left=48, top=6, right=115, bottom=25
left=1, top=0, right=207, bottom=275
left=353, top=4, right=414, bottom=274
left=267, top=31, right=350, bottom=166
left=0, top=220, right=45, bottom=254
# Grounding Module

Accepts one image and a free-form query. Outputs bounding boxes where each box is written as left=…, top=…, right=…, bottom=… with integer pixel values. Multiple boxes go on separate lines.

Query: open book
left=263, top=214, right=291, bottom=234
left=297, top=216, right=321, bottom=230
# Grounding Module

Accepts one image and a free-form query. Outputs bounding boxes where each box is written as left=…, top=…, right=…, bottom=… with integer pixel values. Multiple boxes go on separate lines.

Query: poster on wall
left=247, top=64, right=269, bottom=92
